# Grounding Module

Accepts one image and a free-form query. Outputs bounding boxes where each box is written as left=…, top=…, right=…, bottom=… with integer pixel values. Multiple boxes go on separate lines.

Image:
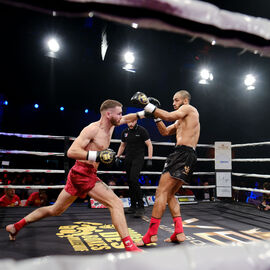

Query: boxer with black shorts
left=131, top=90, right=200, bottom=246
left=162, top=145, right=197, bottom=184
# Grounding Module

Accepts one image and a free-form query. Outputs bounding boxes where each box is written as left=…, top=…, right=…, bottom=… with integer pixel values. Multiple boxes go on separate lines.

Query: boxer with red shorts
left=6, top=99, right=142, bottom=252
left=65, top=161, right=102, bottom=198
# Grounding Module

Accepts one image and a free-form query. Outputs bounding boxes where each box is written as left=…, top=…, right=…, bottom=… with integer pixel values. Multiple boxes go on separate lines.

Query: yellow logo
left=138, top=93, right=148, bottom=105
left=183, top=166, right=190, bottom=175
left=56, top=222, right=151, bottom=252
left=100, top=151, right=114, bottom=164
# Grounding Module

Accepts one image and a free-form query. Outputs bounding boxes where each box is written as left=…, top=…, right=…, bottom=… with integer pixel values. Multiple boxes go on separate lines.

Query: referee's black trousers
left=125, top=156, right=145, bottom=208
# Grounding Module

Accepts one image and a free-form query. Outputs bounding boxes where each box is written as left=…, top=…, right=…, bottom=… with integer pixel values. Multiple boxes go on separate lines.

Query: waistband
left=175, top=145, right=196, bottom=152
left=75, top=161, right=97, bottom=171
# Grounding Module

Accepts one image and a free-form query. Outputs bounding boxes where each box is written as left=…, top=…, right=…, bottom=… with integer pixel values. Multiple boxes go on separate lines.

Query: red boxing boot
left=137, top=217, right=160, bottom=246
left=170, top=216, right=185, bottom=243
left=122, top=236, right=143, bottom=252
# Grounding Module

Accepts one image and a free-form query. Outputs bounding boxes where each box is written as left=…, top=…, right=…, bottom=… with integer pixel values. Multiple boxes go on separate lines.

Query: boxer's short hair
left=100, top=100, right=123, bottom=112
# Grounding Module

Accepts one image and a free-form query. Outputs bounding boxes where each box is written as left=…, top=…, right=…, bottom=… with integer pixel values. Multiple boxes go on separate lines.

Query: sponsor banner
left=216, top=172, right=231, bottom=187
left=216, top=172, right=232, bottom=197
left=90, top=199, right=107, bottom=209
left=91, top=197, right=148, bottom=208
left=146, top=195, right=155, bottom=205
left=146, top=195, right=196, bottom=205
left=216, top=187, right=232, bottom=197
left=215, top=142, right=232, bottom=170
left=176, top=195, right=196, bottom=203
left=120, top=197, right=130, bottom=208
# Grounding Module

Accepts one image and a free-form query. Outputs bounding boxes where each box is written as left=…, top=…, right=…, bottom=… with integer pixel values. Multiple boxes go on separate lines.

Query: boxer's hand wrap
left=87, top=149, right=116, bottom=164
left=154, top=118, right=162, bottom=123
left=136, top=111, right=145, bottom=119
left=144, top=97, right=161, bottom=113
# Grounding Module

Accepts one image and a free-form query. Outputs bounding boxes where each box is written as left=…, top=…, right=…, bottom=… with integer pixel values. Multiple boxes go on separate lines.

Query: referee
left=116, top=119, right=153, bottom=217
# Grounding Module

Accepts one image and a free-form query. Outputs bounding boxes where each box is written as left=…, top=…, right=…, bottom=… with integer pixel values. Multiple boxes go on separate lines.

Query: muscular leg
left=167, top=181, right=183, bottom=217
left=6, top=189, right=77, bottom=240
left=136, top=172, right=178, bottom=246
left=88, top=181, right=129, bottom=238
left=152, top=172, right=179, bottom=218
left=88, top=181, right=141, bottom=251
left=165, top=179, right=186, bottom=243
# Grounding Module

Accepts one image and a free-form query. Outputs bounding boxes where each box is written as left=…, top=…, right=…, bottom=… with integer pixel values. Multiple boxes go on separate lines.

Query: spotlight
left=3, top=100, right=8, bottom=105
left=124, top=51, right=135, bottom=64
left=47, top=38, right=60, bottom=53
left=244, top=74, right=256, bottom=90
left=60, top=106, right=64, bottom=111
left=34, top=104, right=39, bottom=109
left=85, top=109, right=89, bottom=113
left=131, top=23, right=138, bottom=29
left=199, top=69, right=213, bottom=85
left=122, top=51, right=136, bottom=72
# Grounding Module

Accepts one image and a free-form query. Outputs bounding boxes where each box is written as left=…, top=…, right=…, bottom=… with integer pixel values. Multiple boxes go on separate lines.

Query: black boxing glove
left=115, top=156, right=123, bottom=168
left=148, top=97, right=161, bottom=108
left=144, top=111, right=155, bottom=119
left=87, top=149, right=116, bottom=165
left=131, top=91, right=149, bottom=108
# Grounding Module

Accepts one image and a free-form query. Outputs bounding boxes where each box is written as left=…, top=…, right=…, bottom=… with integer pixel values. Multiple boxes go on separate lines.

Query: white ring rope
left=0, top=169, right=65, bottom=173
left=0, top=150, right=64, bottom=156
left=0, top=132, right=213, bottom=148
left=0, top=185, right=65, bottom=189
left=0, top=132, right=75, bottom=140
left=232, top=172, right=270, bottom=179
left=0, top=168, right=215, bottom=175
left=3, top=149, right=270, bottom=163
left=232, top=186, right=270, bottom=194
left=3, top=185, right=270, bottom=195
left=1, top=133, right=270, bottom=181
left=0, top=149, right=213, bottom=162
left=232, top=158, right=270, bottom=162
left=3, top=132, right=268, bottom=148
left=232, top=142, right=270, bottom=148
left=0, top=185, right=216, bottom=190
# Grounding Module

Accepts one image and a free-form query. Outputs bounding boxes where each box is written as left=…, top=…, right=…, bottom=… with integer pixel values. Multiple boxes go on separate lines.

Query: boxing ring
left=1, top=131, right=270, bottom=269
left=1, top=0, right=270, bottom=269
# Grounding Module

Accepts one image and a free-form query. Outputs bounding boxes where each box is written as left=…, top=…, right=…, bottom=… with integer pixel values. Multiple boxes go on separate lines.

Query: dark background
left=0, top=1, right=269, bottom=182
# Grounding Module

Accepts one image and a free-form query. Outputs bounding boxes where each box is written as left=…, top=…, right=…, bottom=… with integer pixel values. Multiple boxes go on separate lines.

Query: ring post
left=64, top=136, right=70, bottom=180
left=215, top=142, right=232, bottom=198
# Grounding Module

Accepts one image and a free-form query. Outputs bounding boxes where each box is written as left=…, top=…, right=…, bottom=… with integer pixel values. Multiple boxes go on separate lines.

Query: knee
left=167, top=193, right=175, bottom=201
left=155, top=187, right=169, bottom=199
left=108, top=197, right=123, bottom=210
left=49, top=206, right=65, bottom=217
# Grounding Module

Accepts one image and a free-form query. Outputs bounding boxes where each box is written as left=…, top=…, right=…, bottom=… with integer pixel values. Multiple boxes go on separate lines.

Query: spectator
left=258, top=182, right=270, bottom=211
left=0, top=188, right=21, bottom=207
left=202, top=181, right=214, bottom=201
left=25, top=190, right=48, bottom=207
left=176, top=186, right=194, bottom=196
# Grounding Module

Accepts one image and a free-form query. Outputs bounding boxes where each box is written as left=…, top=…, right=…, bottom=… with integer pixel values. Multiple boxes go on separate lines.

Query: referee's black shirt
left=121, top=125, right=150, bottom=158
